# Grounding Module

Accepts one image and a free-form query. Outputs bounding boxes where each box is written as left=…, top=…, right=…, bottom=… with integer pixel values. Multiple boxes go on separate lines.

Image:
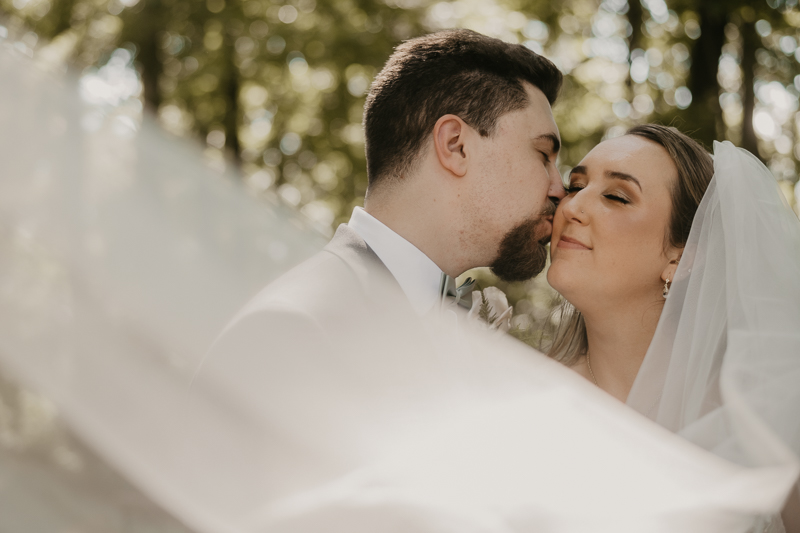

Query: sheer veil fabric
left=1, top=46, right=799, bottom=532
left=627, top=141, right=800, bottom=527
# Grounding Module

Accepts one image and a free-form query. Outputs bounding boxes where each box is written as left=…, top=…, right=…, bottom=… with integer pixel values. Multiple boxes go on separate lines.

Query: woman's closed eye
left=604, top=193, right=630, bottom=204
left=565, top=183, right=630, bottom=205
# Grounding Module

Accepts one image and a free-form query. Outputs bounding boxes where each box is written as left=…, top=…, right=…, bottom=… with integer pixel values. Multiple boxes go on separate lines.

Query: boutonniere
left=468, top=286, right=513, bottom=332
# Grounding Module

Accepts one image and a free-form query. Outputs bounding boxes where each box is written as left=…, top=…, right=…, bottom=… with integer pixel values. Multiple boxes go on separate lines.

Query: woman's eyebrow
left=568, top=166, right=642, bottom=192
left=569, top=165, right=586, bottom=177
left=606, top=171, right=642, bottom=191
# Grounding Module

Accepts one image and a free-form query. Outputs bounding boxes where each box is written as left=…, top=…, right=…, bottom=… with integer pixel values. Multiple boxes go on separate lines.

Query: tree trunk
left=222, top=32, right=242, bottom=164
left=740, top=21, right=760, bottom=159
left=50, top=0, right=77, bottom=37
left=121, top=0, right=164, bottom=111
left=626, top=0, right=644, bottom=91
left=685, top=6, right=728, bottom=147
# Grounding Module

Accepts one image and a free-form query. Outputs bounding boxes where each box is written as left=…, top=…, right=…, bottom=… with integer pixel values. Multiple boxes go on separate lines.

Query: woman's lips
left=557, top=235, right=591, bottom=250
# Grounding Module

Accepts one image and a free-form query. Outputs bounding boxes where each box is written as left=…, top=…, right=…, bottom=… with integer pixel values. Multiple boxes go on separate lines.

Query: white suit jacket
left=199, top=225, right=784, bottom=533
left=216, top=222, right=412, bottom=339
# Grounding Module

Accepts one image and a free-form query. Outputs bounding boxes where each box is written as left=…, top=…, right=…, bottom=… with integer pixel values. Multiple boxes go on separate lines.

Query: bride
left=544, top=123, right=800, bottom=532
left=546, top=124, right=711, bottom=401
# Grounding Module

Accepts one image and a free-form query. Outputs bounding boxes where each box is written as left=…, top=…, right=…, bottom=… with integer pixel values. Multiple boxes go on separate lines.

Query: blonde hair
left=545, top=301, right=587, bottom=366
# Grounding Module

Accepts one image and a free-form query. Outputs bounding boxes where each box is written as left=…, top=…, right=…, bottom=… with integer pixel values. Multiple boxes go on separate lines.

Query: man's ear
left=661, top=248, right=683, bottom=283
left=433, top=114, right=470, bottom=177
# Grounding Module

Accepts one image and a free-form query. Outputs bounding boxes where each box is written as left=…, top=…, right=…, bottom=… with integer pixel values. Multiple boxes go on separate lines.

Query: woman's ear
left=433, top=114, right=469, bottom=177
left=661, top=248, right=683, bottom=283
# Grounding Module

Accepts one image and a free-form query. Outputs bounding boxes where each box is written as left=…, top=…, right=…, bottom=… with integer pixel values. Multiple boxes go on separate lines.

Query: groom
left=202, top=27, right=564, bottom=479
left=357, top=29, right=565, bottom=308
left=208, top=30, right=564, bottom=345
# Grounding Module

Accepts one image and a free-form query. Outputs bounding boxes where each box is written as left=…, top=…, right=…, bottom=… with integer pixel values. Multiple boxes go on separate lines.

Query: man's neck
left=365, top=190, right=473, bottom=278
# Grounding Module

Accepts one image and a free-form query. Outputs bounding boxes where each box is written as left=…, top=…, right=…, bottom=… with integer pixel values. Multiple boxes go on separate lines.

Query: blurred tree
left=1, top=0, right=799, bottom=336
left=50, top=0, right=78, bottom=36
left=627, top=0, right=644, bottom=53
left=0, top=0, right=429, bottom=232
left=4, top=0, right=798, bottom=219
left=741, top=17, right=760, bottom=155
left=684, top=1, right=728, bottom=144
left=118, top=0, right=166, bottom=110
left=643, top=0, right=798, bottom=160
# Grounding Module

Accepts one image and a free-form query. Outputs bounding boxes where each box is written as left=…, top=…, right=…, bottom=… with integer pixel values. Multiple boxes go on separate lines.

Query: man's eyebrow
left=535, top=133, right=561, bottom=155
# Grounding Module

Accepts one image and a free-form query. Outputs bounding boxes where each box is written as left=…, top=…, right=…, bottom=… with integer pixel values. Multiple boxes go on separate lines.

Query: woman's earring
left=663, top=278, right=671, bottom=299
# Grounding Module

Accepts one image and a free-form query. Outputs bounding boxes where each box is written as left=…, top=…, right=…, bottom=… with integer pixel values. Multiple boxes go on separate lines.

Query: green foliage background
left=3, top=0, right=800, bottom=334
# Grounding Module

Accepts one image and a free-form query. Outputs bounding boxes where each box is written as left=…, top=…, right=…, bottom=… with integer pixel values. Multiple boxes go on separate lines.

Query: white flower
left=467, top=287, right=513, bottom=332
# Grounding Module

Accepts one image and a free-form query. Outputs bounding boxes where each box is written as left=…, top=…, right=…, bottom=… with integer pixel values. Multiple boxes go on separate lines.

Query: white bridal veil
left=628, top=141, right=800, bottom=484
left=0, top=43, right=798, bottom=532
left=628, top=141, right=800, bottom=465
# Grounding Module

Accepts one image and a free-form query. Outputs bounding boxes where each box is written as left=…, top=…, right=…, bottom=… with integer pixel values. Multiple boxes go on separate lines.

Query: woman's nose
left=559, top=193, right=587, bottom=223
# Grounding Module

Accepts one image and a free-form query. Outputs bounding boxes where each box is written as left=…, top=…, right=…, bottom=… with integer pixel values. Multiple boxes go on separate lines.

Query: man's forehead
left=521, top=81, right=554, bottom=110
left=520, top=82, right=560, bottom=144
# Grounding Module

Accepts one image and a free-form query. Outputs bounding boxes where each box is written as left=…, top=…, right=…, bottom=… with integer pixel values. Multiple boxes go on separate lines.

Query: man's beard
left=490, top=203, right=556, bottom=283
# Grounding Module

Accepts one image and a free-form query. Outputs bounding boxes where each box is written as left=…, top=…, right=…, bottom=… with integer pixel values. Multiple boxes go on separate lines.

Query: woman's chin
left=548, top=265, right=588, bottom=307
left=546, top=261, right=573, bottom=294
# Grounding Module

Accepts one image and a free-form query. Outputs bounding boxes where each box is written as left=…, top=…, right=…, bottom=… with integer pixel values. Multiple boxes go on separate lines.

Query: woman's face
left=547, top=135, right=680, bottom=312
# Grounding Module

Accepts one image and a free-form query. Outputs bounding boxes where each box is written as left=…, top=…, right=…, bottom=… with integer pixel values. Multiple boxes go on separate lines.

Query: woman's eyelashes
left=604, top=193, right=630, bottom=204
left=563, top=183, right=631, bottom=204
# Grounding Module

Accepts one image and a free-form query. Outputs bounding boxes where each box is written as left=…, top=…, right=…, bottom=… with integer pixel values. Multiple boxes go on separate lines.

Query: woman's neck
left=581, top=298, right=663, bottom=402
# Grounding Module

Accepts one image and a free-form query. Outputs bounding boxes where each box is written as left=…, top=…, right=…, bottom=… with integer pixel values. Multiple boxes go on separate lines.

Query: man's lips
left=557, top=235, right=591, bottom=250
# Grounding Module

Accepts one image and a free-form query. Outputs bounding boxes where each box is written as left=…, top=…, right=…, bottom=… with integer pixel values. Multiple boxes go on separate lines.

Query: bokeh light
left=2, top=0, right=799, bottom=337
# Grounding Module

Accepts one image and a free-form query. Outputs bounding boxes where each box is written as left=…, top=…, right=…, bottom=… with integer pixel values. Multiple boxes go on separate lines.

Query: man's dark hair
left=363, top=29, right=562, bottom=190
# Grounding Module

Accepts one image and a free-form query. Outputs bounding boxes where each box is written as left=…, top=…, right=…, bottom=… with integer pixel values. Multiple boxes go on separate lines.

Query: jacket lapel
left=323, top=224, right=414, bottom=313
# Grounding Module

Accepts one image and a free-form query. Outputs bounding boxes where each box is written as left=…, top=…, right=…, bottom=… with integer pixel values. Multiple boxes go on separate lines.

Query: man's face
left=465, top=83, right=564, bottom=281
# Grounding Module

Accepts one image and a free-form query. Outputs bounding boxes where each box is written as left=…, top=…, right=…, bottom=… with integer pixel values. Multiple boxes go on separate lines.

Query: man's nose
left=549, top=171, right=566, bottom=202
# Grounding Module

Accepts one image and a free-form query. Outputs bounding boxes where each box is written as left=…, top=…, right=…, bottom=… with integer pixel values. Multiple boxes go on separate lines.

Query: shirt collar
left=347, top=207, right=443, bottom=316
